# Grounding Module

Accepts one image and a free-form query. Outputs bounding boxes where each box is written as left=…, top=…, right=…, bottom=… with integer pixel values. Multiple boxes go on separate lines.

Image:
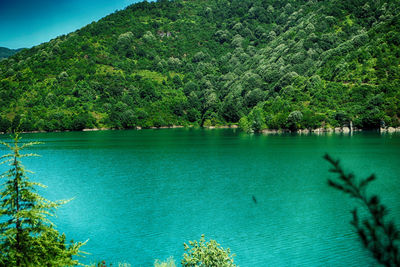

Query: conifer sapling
left=0, top=133, right=85, bottom=266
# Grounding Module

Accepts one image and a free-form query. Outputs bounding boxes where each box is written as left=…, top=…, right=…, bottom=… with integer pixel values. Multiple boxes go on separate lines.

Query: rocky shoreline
left=379, top=127, right=400, bottom=133
left=261, top=126, right=400, bottom=134
left=262, top=126, right=359, bottom=134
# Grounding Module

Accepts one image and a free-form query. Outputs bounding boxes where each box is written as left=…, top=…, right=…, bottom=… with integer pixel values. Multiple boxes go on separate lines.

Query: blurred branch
left=325, top=154, right=400, bottom=266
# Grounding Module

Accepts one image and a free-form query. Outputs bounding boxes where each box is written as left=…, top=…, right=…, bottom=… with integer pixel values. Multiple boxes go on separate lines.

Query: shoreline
left=262, top=126, right=400, bottom=134
left=1, top=125, right=400, bottom=135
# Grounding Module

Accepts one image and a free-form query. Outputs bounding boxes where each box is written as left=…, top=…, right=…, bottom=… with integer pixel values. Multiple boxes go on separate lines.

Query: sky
left=0, top=0, right=144, bottom=49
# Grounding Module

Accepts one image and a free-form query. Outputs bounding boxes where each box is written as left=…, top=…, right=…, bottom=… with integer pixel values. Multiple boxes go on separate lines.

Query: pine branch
left=325, top=154, right=400, bottom=266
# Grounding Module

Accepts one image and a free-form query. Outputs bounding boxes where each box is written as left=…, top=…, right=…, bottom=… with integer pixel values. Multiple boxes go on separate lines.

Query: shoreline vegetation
left=1, top=125, right=400, bottom=135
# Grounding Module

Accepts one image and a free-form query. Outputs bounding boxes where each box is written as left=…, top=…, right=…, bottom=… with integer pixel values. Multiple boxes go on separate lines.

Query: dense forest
left=0, top=0, right=399, bottom=132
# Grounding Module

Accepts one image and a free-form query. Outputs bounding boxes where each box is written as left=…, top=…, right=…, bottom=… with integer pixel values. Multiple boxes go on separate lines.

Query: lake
left=1, top=129, right=399, bottom=266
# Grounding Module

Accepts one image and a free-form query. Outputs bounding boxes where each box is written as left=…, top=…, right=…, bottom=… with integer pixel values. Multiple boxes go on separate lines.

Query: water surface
left=1, top=129, right=399, bottom=266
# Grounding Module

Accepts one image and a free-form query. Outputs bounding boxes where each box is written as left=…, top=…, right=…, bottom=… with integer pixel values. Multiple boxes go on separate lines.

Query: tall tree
left=0, top=133, right=85, bottom=266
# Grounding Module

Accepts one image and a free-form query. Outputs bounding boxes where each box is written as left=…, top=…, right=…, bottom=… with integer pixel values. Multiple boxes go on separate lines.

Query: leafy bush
left=181, top=235, right=236, bottom=267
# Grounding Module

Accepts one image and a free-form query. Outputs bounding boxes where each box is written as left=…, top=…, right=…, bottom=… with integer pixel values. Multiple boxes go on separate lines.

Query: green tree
left=239, top=116, right=251, bottom=133
left=286, top=110, right=303, bottom=131
left=248, top=106, right=266, bottom=132
left=0, top=134, right=85, bottom=266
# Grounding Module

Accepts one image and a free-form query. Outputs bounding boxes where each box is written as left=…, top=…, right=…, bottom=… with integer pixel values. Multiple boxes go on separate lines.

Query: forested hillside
left=0, top=0, right=399, bottom=132
left=0, top=47, right=23, bottom=59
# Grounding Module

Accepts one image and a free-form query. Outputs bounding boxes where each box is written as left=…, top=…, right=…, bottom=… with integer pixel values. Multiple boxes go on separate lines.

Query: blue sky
left=0, top=0, right=143, bottom=49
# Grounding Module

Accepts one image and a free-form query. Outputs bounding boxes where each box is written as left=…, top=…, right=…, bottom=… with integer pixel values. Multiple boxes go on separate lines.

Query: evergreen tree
left=0, top=133, right=85, bottom=266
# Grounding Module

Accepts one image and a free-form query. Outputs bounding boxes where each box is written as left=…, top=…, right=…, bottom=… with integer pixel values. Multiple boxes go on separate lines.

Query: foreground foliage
left=0, top=0, right=399, bottom=132
left=182, top=234, right=236, bottom=267
left=97, top=236, right=234, bottom=267
left=94, top=261, right=131, bottom=267
left=154, top=257, right=176, bottom=267
left=0, top=134, right=85, bottom=266
left=325, top=154, right=400, bottom=266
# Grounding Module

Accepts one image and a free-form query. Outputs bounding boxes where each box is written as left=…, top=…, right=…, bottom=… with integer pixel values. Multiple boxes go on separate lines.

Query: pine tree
left=0, top=133, right=85, bottom=266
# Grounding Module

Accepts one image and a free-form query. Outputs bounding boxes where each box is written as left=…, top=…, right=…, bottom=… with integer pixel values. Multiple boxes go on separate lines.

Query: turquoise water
left=1, top=129, right=400, bottom=266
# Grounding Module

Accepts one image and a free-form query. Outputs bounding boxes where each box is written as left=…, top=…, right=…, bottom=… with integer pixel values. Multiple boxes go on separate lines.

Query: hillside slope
left=0, top=0, right=399, bottom=132
left=0, top=47, right=23, bottom=59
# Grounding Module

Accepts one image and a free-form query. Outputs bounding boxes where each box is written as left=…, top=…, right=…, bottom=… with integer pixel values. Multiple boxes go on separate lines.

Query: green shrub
left=181, top=235, right=236, bottom=267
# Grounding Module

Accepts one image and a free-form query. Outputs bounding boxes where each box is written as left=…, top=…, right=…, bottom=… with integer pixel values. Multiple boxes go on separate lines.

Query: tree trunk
left=14, top=156, right=21, bottom=266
